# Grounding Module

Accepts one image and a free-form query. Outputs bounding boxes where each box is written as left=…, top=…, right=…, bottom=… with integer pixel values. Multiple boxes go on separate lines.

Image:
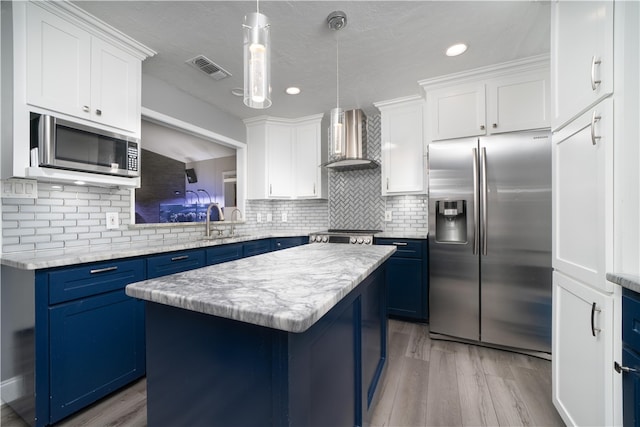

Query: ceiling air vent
left=186, top=55, right=232, bottom=81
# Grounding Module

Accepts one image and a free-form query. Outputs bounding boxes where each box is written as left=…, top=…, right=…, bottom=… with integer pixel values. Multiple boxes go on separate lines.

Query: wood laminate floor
left=1, top=320, right=564, bottom=427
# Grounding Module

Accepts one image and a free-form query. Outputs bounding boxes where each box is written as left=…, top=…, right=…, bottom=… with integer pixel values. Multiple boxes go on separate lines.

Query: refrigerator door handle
left=481, top=147, right=488, bottom=255
left=472, top=147, right=479, bottom=255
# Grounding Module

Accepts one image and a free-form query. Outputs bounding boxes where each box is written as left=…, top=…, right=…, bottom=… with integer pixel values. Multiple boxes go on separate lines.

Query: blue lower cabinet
left=375, top=238, right=428, bottom=321
left=49, top=290, right=145, bottom=423
left=206, top=243, right=243, bottom=266
left=272, top=236, right=308, bottom=251
left=243, top=239, right=272, bottom=257
left=623, top=289, right=640, bottom=427
left=146, top=249, right=205, bottom=278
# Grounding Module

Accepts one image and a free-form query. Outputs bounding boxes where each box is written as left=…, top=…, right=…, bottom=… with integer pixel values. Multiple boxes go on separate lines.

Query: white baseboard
left=0, top=376, right=23, bottom=405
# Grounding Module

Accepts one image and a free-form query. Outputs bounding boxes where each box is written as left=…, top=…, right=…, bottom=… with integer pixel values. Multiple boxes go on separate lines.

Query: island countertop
left=126, top=244, right=395, bottom=333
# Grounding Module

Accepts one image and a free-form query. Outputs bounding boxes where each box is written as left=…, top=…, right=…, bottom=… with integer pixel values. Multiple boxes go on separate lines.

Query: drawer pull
left=615, top=361, right=637, bottom=374
left=90, top=266, right=118, bottom=274
left=392, top=242, right=408, bottom=246
left=171, top=255, right=189, bottom=261
left=591, top=302, right=602, bottom=336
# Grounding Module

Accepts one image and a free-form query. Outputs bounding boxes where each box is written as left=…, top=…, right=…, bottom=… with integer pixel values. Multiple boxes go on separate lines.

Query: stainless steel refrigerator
left=428, top=130, right=552, bottom=353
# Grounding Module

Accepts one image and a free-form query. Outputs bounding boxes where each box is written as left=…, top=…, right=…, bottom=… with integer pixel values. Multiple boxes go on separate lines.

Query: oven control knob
left=310, top=235, right=316, bottom=242
left=321, top=236, right=329, bottom=243
left=364, top=238, right=371, bottom=244
left=357, top=237, right=364, bottom=244
left=348, top=237, right=355, bottom=244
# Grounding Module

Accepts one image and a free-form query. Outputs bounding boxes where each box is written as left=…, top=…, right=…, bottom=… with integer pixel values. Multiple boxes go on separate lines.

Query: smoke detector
left=186, top=55, right=232, bottom=80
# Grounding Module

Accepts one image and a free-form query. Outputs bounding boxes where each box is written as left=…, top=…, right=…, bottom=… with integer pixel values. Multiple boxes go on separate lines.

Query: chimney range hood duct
left=323, top=109, right=379, bottom=171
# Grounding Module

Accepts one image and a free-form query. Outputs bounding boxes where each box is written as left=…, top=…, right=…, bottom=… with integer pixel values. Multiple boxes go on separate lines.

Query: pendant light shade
left=327, top=11, right=347, bottom=157
left=243, top=11, right=271, bottom=109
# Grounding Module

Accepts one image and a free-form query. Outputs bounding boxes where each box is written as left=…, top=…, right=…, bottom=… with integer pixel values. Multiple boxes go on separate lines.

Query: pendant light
left=243, top=0, right=271, bottom=109
left=327, top=11, right=347, bottom=157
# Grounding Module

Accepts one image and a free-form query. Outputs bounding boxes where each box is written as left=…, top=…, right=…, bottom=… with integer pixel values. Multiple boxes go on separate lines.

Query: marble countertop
left=0, top=230, right=317, bottom=270
left=126, top=244, right=395, bottom=333
left=607, top=272, right=640, bottom=294
left=376, top=231, right=428, bottom=240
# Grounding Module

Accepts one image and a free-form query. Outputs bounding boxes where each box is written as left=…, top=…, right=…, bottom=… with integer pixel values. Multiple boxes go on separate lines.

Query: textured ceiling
left=73, top=1, right=550, bottom=121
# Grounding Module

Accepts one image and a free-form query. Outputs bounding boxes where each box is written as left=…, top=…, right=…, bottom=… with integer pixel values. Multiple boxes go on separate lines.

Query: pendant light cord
left=256, top=0, right=259, bottom=14
left=336, top=36, right=340, bottom=109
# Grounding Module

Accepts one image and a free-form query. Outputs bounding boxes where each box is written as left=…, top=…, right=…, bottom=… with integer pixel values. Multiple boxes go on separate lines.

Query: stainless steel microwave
left=30, top=113, right=140, bottom=177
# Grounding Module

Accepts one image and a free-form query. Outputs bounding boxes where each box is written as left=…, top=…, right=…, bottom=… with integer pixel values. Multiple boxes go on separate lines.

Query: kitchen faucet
left=230, top=208, right=242, bottom=236
left=205, top=203, right=225, bottom=237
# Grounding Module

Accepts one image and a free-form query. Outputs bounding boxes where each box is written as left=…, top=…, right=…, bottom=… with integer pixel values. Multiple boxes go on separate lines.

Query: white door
left=551, top=0, right=614, bottom=131
left=266, top=124, right=292, bottom=198
left=90, top=38, right=140, bottom=133
left=26, top=2, right=92, bottom=119
left=552, top=271, right=615, bottom=426
left=486, top=70, right=550, bottom=134
left=428, top=82, right=486, bottom=141
left=381, top=101, right=425, bottom=195
left=294, top=122, right=320, bottom=198
left=553, top=98, right=613, bottom=292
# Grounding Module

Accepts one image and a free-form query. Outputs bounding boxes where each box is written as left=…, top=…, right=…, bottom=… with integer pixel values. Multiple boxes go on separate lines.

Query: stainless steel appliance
left=309, top=230, right=380, bottom=245
left=428, top=131, right=552, bottom=353
left=30, top=113, right=140, bottom=177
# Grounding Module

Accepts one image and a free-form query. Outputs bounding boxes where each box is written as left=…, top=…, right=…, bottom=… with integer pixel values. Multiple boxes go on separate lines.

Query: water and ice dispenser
left=435, top=200, right=467, bottom=243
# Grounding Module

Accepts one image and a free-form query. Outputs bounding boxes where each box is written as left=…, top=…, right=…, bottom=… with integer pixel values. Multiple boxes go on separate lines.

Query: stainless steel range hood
left=323, top=109, right=379, bottom=171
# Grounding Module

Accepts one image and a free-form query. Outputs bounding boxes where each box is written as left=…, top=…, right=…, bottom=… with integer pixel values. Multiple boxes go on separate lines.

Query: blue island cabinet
left=622, top=288, right=640, bottom=426
left=144, top=265, right=387, bottom=427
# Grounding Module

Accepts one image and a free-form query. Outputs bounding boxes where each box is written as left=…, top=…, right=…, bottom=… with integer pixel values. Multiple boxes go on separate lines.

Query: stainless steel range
left=309, top=229, right=381, bottom=245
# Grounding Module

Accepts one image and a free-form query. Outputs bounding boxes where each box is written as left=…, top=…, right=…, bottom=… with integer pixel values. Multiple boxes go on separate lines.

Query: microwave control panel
left=127, top=143, right=139, bottom=172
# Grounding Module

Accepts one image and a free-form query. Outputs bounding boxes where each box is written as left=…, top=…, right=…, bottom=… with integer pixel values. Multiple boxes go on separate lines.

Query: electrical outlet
left=282, top=212, right=288, bottom=222
left=266, top=213, right=273, bottom=222
left=1, top=179, right=38, bottom=199
left=257, top=213, right=262, bottom=223
left=384, top=211, right=392, bottom=222
left=106, top=212, right=119, bottom=229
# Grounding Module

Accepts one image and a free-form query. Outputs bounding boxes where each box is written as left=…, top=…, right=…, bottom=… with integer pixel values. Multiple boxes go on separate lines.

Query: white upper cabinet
left=551, top=0, right=614, bottom=131
left=553, top=98, right=613, bottom=293
left=25, top=1, right=144, bottom=134
left=245, top=114, right=325, bottom=200
left=375, top=97, right=425, bottom=195
left=422, top=57, right=550, bottom=142
left=427, top=83, right=486, bottom=141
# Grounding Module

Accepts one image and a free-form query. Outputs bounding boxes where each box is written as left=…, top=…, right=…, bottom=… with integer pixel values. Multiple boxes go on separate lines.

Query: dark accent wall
left=135, top=149, right=185, bottom=223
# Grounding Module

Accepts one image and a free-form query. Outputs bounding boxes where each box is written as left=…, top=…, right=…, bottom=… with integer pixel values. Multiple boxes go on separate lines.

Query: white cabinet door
left=553, top=98, right=613, bottom=292
left=90, top=38, right=140, bottom=132
left=551, top=0, right=614, bottom=131
left=266, top=124, right=293, bottom=198
left=428, top=83, right=486, bottom=141
left=553, top=271, right=615, bottom=426
left=26, top=2, right=92, bottom=119
left=380, top=100, right=425, bottom=195
left=294, top=121, right=321, bottom=198
left=486, top=70, right=550, bottom=134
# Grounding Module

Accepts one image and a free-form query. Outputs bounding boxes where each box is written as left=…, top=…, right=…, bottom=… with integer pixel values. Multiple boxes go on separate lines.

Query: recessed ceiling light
left=446, top=43, right=468, bottom=57
left=231, top=88, right=244, bottom=97
left=74, top=180, right=86, bottom=186
left=285, top=87, right=301, bottom=95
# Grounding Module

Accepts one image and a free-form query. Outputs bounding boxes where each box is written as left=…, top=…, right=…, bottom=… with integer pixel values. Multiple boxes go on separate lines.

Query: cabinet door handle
left=270, top=184, right=272, bottom=195
left=591, top=302, right=602, bottom=336
left=313, top=183, right=316, bottom=195
left=480, top=125, right=485, bottom=131
left=171, top=255, right=189, bottom=261
left=391, top=242, right=408, bottom=246
left=492, top=123, right=497, bottom=129
left=591, top=56, right=602, bottom=91
left=90, top=266, right=118, bottom=274
left=95, top=109, right=102, bottom=116
left=386, top=178, right=389, bottom=190
left=615, top=361, right=638, bottom=374
left=590, top=111, right=602, bottom=146
left=82, top=105, right=90, bottom=113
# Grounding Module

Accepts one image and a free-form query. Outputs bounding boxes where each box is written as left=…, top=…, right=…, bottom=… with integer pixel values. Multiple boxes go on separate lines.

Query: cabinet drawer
left=48, top=259, right=145, bottom=304
left=273, top=236, right=308, bottom=251
left=243, top=239, right=272, bottom=257
left=623, top=290, right=640, bottom=352
left=206, top=243, right=243, bottom=266
left=375, top=238, right=424, bottom=259
left=146, top=250, right=205, bottom=279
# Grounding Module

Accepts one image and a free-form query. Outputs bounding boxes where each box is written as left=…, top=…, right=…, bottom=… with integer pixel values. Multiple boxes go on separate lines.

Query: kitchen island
left=126, top=243, right=395, bottom=427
